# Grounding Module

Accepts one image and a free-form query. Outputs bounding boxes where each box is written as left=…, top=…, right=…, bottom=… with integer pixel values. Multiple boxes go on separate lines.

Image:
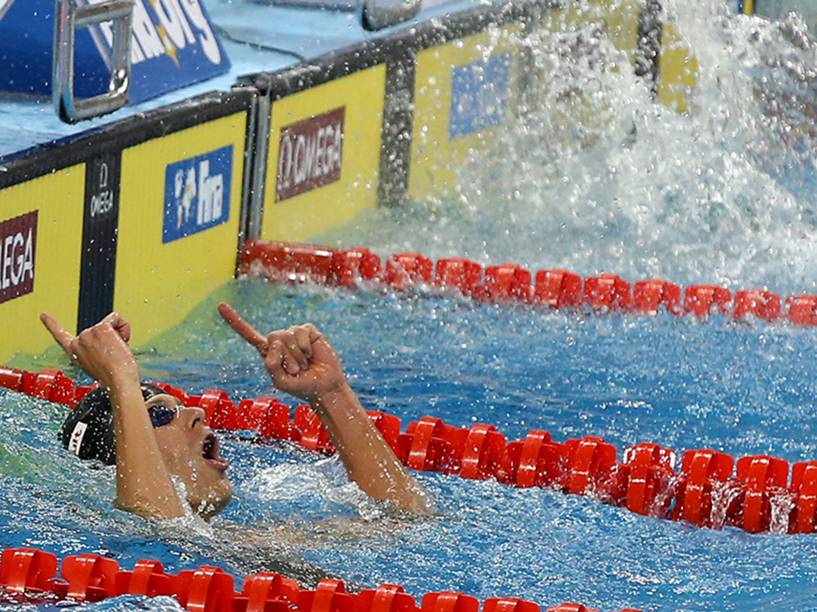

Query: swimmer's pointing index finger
left=39, top=312, right=75, bottom=354
left=217, top=303, right=269, bottom=355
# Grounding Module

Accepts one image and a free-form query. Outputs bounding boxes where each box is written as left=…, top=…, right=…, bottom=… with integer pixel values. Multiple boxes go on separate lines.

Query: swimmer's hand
left=42, top=312, right=184, bottom=520
left=40, top=312, right=139, bottom=388
left=217, top=303, right=346, bottom=402
left=219, top=302, right=433, bottom=514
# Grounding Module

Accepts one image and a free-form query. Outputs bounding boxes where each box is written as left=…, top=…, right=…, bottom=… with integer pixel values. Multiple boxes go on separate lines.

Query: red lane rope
left=239, top=240, right=817, bottom=325
left=0, top=547, right=636, bottom=612
left=3, top=368, right=816, bottom=537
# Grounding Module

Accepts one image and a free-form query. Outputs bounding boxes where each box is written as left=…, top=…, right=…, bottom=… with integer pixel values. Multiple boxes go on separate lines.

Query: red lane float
left=484, top=598, right=539, bottom=612
left=733, top=455, right=789, bottom=533
left=459, top=424, right=507, bottom=480
left=436, top=258, right=483, bottom=296
left=175, top=565, right=235, bottom=612
left=791, top=462, right=817, bottom=534
left=47, top=554, right=119, bottom=602
left=476, top=264, right=532, bottom=303
left=621, top=443, right=675, bottom=517
left=357, top=584, right=417, bottom=612
left=300, top=578, right=354, bottom=612
left=195, top=390, right=235, bottom=430
left=235, top=571, right=300, bottom=612
left=0, top=548, right=57, bottom=595
left=632, top=280, right=680, bottom=316
left=396, top=416, right=466, bottom=473
left=496, top=430, right=562, bottom=488
left=238, top=397, right=299, bottom=441
left=331, top=247, right=383, bottom=288
left=10, top=370, right=76, bottom=406
left=295, top=405, right=336, bottom=454
left=385, top=253, right=433, bottom=291
left=583, top=275, right=631, bottom=312
left=422, top=592, right=479, bottom=612
left=683, top=285, right=731, bottom=318
left=241, top=241, right=336, bottom=284
left=115, top=560, right=174, bottom=598
left=239, top=240, right=817, bottom=326
left=733, top=290, right=781, bottom=322
left=0, top=549, right=636, bottom=612
left=533, top=270, right=582, bottom=309
left=562, top=436, right=618, bottom=498
left=670, top=450, right=734, bottom=528
left=786, top=295, right=817, bottom=326
left=2, top=367, right=815, bottom=536
left=367, top=410, right=402, bottom=450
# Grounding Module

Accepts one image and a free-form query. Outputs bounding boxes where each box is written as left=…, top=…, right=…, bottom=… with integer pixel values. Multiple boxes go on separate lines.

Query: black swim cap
left=59, top=383, right=168, bottom=465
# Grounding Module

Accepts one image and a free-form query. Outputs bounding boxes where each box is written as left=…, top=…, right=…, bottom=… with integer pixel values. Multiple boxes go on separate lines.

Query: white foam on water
left=329, top=0, right=817, bottom=292
left=249, top=454, right=382, bottom=518
left=769, top=490, right=795, bottom=534
left=709, top=480, right=742, bottom=529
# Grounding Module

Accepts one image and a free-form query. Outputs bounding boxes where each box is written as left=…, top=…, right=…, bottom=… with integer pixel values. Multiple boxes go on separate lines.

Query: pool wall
left=0, top=0, right=697, bottom=362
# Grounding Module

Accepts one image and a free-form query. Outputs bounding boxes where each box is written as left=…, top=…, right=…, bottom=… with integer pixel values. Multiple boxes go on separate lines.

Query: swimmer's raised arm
left=40, top=313, right=184, bottom=520
left=218, top=303, right=432, bottom=515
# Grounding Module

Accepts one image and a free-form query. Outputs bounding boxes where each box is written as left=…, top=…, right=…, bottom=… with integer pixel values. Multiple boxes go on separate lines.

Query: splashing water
left=770, top=491, right=796, bottom=534
left=320, top=0, right=817, bottom=292
left=649, top=473, right=681, bottom=518
left=6, top=1, right=817, bottom=610
left=249, top=455, right=385, bottom=520
left=709, top=480, right=743, bottom=530
left=9, top=277, right=817, bottom=609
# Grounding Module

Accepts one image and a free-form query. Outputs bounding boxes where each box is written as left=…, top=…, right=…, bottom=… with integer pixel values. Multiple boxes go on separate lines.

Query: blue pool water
left=6, top=0, right=817, bottom=610
left=5, top=281, right=817, bottom=611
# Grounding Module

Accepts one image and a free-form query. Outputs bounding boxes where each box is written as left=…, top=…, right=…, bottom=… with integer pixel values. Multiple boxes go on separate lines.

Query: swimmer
left=39, top=306, right=431, bottom=521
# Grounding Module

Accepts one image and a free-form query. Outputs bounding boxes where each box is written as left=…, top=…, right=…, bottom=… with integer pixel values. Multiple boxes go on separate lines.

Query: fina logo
left=449, top=53, right=511, bottom=139
left=162, top=145, right=233, bottom=244
left=82, top=0, right=221, bottom=67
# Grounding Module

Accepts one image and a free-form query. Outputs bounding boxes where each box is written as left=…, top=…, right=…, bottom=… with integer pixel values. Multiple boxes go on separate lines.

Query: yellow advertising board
left=116, top=112, right=247, bottom=346
left=0, top=168, right=85, bottom=362
left=408, top=25, right=522, bottom=202
left=539, top=0, right=639, bottom=61
left=656, top=22, right=699, bottom=113
left=261, top=66, right=386, bottom=242
left=530, top=0, right=641, bottom=146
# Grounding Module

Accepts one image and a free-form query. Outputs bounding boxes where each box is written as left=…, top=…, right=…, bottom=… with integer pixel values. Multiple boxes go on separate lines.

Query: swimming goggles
left=147, top=403, right=179, bottom=428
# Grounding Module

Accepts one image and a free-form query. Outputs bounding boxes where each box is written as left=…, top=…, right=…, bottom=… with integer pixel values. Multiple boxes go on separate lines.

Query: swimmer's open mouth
left=202, top=433, right=229, bottom=473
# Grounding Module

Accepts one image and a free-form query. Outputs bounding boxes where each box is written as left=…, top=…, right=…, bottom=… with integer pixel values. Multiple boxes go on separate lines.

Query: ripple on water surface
left=7, top=0, right=817, bottom=608
left=4, top=280, right=817, bottom=611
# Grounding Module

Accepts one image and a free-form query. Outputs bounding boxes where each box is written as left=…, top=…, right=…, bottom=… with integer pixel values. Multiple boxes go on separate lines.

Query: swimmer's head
left=60, top=385, right=232, bottom=518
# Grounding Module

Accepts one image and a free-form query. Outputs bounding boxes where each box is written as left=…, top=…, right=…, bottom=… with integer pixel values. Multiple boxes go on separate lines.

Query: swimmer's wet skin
left=39, top=308, right=432, bottom=521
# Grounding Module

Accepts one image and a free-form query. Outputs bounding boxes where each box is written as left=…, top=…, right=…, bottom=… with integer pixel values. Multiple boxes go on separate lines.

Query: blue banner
left=0, top=0, right=230, bottom=106
left=449, top=53, right=511, bottom=139
left=162, top=145, right=233, bottom=244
